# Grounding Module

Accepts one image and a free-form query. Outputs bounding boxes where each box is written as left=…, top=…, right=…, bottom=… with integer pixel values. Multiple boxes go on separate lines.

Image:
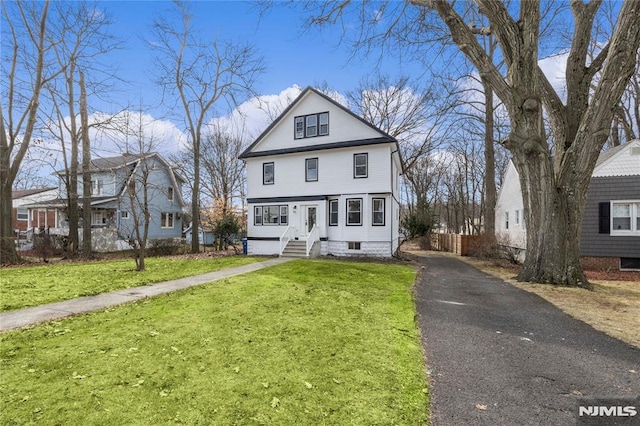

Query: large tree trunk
left=80, top=71, right=92, bottom=258
left=66, top=62, right=79, bottom=258
left=0, top=164, right=19, bottom=263
left=191, top=137, right=200, bottom=254
left=511, top=148, right=590, bottom=288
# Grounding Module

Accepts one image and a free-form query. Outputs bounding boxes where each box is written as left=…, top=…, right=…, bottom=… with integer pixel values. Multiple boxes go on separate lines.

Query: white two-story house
left=239, top=87, right=403, bottom=257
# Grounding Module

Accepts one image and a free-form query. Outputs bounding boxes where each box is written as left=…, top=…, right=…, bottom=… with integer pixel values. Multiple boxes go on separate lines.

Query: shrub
left=148, top=238, right=185, bottom=256
left=401, top=210, right=433, bottom=240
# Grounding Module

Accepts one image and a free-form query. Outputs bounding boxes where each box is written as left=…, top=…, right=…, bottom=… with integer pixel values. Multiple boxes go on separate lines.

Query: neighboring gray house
left=26, top=152, right=185, bottom=252
left=580, top=140, right=640, bottom=270
left=496, top=140, right=640, bottom=270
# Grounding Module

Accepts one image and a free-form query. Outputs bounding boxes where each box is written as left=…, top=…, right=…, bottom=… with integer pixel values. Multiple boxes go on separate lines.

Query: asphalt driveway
left=414, top=254, right=639, bottom=425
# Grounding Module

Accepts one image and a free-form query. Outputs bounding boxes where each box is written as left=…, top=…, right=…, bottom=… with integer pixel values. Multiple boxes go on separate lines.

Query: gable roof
left=12, top=187, right=57, bottom=200
left=239, top=86, right=399, bottom=160
left=593, top=139, right=640, bottom=177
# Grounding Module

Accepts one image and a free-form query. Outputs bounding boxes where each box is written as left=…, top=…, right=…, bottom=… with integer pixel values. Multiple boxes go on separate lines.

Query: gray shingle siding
left=580, top=175, right=640, bottom=257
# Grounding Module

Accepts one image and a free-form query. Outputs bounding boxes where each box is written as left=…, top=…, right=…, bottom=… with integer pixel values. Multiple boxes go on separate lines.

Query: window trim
left=505, top=212, right=509, bottom=230
left=16, top=208, right=28, bottom=221
left=254, top=206, right=263, bottom=225
left=353, top=153, right=368, bottom=179
left=305, top=157, right=318, bottom=182
left=90, top=179, right=103, bottom=196
left=263, top=162, right=274, bottom=185
left=305, top=114, right=317, bottom=137
left=346, top=198, right=363, bottom=226
left=318, top=112, right=329, bottom=135
left=372, top=198, right=385, bottom=226
left=167, top=186, right=174, bottom=201
left=121, top=211, right=130, bottom=219
left=348, top=241, right=361, bottom=250
left=295, top=116, right=304, bottom=139
left=161, top=212, right=174, bottom=229
left=610, top=200, right=640, bottom=236
left=294, top=112, right=330, bottom=139
left=91, top=210, right=107, bottom=226
left=254, top=204, right=288, bottom=226
left=329, top=199, right=339, bottom=226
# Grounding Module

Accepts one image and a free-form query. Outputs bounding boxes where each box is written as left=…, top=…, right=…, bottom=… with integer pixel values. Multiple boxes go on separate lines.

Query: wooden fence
left=430, top=233, right=481, bottom=256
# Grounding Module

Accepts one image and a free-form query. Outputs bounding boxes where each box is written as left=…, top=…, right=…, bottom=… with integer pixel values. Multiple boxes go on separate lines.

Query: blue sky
left=100, top=0, right=423, bottom=116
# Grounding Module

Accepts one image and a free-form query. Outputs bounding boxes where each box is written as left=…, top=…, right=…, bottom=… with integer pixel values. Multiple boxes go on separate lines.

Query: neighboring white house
left=495, top=140, right=640, bottom=270
left=494, top=159, right=527, bottom=252
left=239, top=87, right=403, bottom=257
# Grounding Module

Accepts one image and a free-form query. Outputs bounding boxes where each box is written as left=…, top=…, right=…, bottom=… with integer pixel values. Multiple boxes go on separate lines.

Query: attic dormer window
left=294, top=112, right=329, bottom=139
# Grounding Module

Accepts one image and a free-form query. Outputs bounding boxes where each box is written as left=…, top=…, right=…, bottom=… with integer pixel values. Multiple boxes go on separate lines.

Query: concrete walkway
left=414, top=253, right=639, bottom=425
left=0, top=257, right=294, bottom=332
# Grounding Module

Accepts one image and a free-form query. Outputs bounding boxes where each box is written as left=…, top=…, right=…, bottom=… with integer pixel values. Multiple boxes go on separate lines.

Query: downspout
left=390, top=148, right=397, bottom=257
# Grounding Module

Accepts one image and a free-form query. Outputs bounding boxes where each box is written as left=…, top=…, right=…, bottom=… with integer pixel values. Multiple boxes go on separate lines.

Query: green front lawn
left=0, top=259, right=428, bottom=425
left=0, top=256, right=264, bottom=312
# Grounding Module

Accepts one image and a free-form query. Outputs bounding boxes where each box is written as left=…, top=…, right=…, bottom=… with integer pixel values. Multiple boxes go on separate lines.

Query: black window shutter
left=598, top=202, right=610, bottom=234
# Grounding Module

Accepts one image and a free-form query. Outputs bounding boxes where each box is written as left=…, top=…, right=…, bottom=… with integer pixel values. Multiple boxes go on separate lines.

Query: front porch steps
left=281, top=240, right=319, bottom=258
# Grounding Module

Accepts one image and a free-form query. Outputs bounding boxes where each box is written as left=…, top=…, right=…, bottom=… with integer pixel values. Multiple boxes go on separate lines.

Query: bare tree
left=297, top=0, right=640, bottom=288
left=0, top=0, right=58, bottom=263
left=345, top=73, right=451, bottom=236
left=39, top=0, right=118, bottom=258
left=149, top=0, right=264, bottom=254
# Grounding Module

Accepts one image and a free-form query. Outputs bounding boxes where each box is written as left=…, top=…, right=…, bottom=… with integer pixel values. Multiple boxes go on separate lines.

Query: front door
left=302, top=206, right=317, bottom=237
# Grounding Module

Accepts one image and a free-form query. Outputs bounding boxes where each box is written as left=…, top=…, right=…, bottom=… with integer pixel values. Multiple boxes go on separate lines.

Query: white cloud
left=207, top=85, right=303, bottom=145
left=538, top=51, right=568, bottom=102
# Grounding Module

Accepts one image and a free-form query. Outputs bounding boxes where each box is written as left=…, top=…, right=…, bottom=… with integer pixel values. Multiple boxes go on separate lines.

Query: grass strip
left=0, top=256, right=263, bottom=312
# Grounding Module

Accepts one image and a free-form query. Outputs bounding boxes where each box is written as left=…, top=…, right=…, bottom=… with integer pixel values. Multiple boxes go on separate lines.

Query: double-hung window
left=17, top=208, right=28, bottom=221
left=329, top=199, right=338, bottom=226
left=294, top=112, right=329, bottom=139
left=306, top=158, right=318, bottom=182
left=372, top=198, right=385, bottom=226
left=161, top=212, right=174, bottom=228
left=306, top=115, right=317, bottom=137
left=263, top=162, right=274, bottom=185
left=168, top=187, right=174, bottom=201
left=611, top=201, right=640, bottom=235
left=347, top=198, right=362, bottom=226
left=354, top=153, right=368, bottom=178
left=90, top=179, right=103, bottom=196
left=92, top=210, right=107, bottom=226
left=319, top=113, right=329, bottom=135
